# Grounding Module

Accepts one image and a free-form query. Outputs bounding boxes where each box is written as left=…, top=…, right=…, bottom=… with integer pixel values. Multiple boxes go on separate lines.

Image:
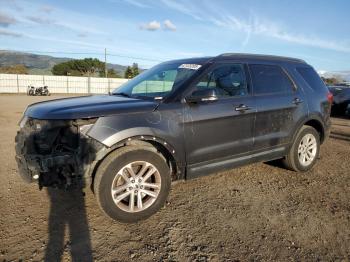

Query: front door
left=183, top=63, right=256, bottom=175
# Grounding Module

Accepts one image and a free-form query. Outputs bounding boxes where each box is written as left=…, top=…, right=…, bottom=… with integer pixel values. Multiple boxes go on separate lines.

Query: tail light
left=327, top=92, right=333, bottom=104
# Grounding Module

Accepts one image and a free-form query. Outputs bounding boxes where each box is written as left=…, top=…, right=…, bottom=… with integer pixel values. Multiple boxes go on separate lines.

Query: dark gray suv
left=15, top=53, right=332, bottom=222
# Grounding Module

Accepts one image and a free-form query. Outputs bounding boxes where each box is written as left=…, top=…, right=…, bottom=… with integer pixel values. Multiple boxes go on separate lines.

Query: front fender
left=86, top=110, right=186, bottom=169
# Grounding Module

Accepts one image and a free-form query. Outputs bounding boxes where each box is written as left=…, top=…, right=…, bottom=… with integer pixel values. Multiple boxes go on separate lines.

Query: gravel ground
left=0, top=95, right=349, bottom=261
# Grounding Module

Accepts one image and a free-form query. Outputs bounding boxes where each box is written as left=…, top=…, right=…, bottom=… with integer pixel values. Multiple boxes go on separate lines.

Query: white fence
left=0, top=74, right=128, bottom=94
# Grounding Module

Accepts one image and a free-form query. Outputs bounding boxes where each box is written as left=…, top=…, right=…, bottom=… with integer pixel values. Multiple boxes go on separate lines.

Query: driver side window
left=195, top=64, right=248, bottom=97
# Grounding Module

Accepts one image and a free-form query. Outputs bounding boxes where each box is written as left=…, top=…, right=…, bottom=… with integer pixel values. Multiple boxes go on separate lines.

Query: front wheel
left=94, top=145, right=171, bottom=223
left=283, top=126, right=320, bottom=172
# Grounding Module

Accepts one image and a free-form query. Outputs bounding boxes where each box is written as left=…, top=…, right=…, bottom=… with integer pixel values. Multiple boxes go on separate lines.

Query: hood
left=25, top=95, right=158, bottom=120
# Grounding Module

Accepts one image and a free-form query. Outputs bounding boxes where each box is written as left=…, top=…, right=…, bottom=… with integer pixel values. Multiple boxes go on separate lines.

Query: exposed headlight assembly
left=19, top=116, right=28, bottom=128
left=77, top=118, right=98, bottom=136
left=79, top=124, right=94, bottom=135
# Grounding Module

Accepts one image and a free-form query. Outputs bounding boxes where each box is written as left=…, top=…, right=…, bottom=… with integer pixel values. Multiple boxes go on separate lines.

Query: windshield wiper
left=113, top=92, right=131, bottom=98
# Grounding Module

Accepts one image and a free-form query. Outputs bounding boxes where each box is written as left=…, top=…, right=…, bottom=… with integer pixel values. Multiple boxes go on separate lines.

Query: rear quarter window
left=296, top=67, right=327, bottom=92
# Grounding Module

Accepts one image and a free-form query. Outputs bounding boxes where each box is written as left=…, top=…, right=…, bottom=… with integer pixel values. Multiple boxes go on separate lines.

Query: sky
left=0, top=0, right=350, bottom=71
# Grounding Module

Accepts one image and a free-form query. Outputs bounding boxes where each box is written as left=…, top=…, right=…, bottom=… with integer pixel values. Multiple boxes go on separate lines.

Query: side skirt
left=186, top=146, right=287, bottom=179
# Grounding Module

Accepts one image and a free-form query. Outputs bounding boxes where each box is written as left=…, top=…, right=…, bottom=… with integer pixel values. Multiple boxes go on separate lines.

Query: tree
left=51, top=62, right=71, bottom=76
left=131, top=63, right=140, bottom=77
left=321, top=77, right=342, bottom=85
left=52, top=58, right=105, bottom=76
left=0, top=64, right=28, bottom=74
left=124, top=66, right=133, bottom=79
left=99, top=68, right=121, bottom=78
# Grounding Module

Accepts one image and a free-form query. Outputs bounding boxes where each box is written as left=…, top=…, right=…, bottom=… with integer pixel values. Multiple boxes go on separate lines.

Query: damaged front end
left=15, top=117, right=104, bottom=189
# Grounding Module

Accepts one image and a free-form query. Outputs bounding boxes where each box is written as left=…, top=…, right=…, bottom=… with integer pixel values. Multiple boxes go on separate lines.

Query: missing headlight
left=79, top=124, right=94, bottom=135
left=19, top=116, right=28, bottom=128
left=76, top=118, right=98, bottom=136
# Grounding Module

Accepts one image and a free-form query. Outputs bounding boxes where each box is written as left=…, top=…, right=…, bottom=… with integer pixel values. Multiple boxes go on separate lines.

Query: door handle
left=235, top=104, right=251, bottom=112
left=293, top=98, right=303, bottom=105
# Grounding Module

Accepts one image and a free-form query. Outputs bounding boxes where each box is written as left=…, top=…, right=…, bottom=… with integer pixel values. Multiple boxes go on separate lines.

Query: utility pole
left=104, top=48, right=108, bottom=78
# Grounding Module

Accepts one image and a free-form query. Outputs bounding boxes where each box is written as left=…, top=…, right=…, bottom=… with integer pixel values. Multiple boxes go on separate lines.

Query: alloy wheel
left=298, top=133, right=317, bottom=167
left=110, top=161, right=161, bottom=213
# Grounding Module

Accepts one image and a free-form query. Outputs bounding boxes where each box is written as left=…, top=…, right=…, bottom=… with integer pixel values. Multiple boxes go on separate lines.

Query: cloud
left=109, top=0, right=150, bottom=8
left=212, top=14, right=350, bottom=53
left=159, top=1, right=350, bottom=54
left=77, top=33, right=87, bottom=38
left=53, top=20, right=106, bottom=35
left=139, top=19, right=177, bottom=32
left=140, top=20, right=161, bottom=31
left=160, top=0, right=202, bottom=20
left=0, top=29, right=21, bottom=37
left=40, top=5, right=54, bottom=13
left=0, top=0, right=23, bottom=11
left=163, top=19, right=176, bottom=31
left=0, top=11, right=17, bottom=27
left=26, top=16, right=54, bottom=24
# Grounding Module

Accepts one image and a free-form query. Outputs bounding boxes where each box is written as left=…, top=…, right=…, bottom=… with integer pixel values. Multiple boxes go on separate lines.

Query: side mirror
left=186, top=88, right=219, bottom=103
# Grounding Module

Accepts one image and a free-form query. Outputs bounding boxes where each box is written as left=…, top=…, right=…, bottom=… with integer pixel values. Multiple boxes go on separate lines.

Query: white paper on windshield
left=178, top=64, right=202, bottom=70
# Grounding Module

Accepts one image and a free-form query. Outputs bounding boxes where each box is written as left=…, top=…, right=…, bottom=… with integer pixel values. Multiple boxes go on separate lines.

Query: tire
left=283, top=126, right=320, bottom=172
left=94, top=145, right=171, bottom=223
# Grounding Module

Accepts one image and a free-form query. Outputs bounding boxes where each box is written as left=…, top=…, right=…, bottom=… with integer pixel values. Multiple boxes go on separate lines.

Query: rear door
left=249, top=64, right=307, bottom=151
left=183, top=63, right=256, bottom=168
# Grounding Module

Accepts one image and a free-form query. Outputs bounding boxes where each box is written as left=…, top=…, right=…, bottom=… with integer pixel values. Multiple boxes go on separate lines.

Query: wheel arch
left=292, top=115, right=326, bottom=146
left=303, top=118, right=325, bottom=143
left=88, top=135, right=184, bottom=192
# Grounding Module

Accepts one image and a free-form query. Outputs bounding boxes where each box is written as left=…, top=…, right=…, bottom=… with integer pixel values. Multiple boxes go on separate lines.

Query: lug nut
left=129, top=187, right=133, bottom=190
left=138, top=179, right=142, bottom=183
left=135, top=190, right=138, bottom=193
left=131, top=179, right=135, bottom=183
left=140, top=185, right=143, bottom=189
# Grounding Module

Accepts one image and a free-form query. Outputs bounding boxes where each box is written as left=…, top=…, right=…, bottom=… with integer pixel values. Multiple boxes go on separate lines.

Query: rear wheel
left=283, top=126, right=320, bottom=172
left=94, top=145, right=171, bottom=223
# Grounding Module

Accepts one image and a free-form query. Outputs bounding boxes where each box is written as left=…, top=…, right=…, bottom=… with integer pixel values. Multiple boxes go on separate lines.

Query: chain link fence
left=0, top=74, right=128, bottom=94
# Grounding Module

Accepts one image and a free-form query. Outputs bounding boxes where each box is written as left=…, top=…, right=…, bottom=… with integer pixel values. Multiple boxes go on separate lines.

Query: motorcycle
left=27, top=85, right=35, bottom=96
left=27, top=85, right=50, bottom=96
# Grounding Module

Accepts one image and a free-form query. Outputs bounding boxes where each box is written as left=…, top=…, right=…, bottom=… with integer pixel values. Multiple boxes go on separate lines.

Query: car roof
left=215, top=53, right=306, bottom=64
left=163, top=53, right=307, bottom=66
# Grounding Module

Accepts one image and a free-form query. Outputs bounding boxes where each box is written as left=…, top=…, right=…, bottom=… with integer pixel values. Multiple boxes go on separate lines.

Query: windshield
left=112, top=62, right=202, bottom=99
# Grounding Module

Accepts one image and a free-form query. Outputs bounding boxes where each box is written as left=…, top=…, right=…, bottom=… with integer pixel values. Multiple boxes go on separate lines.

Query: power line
left=1, top=49, right=165, bottom=62
left=107, top=53, right=163, bottom=62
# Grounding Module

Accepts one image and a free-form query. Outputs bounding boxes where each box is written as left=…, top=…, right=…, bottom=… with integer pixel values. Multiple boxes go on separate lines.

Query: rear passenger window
left=249, top=64, right=294, bottom=95
left=296, top=67, right=326, bottom=92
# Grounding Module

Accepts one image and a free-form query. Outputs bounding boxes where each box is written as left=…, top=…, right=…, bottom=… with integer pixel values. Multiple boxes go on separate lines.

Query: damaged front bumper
left=15, top=117, right=103, bottom=189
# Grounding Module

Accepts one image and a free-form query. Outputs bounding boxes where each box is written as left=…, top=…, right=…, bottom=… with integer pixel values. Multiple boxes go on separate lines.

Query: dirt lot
left=0, top=95, right=349, bottom=261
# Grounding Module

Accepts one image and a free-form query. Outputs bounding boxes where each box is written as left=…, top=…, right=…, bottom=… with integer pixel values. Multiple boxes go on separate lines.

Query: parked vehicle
left=15, top=54, right=332, bottom=223
left=328, top=85, right=350, bottom=116
left=27, top=85, right=35, bottom=96
left=27, top=85, right=50, bottom=96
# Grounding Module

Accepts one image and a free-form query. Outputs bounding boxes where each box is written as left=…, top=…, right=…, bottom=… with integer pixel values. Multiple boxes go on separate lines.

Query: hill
left=0, top=50, right=128, bottom=75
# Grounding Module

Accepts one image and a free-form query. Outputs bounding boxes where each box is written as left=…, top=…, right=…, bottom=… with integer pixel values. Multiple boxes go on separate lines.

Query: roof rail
left=217, top=53, right=306, bottom=63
